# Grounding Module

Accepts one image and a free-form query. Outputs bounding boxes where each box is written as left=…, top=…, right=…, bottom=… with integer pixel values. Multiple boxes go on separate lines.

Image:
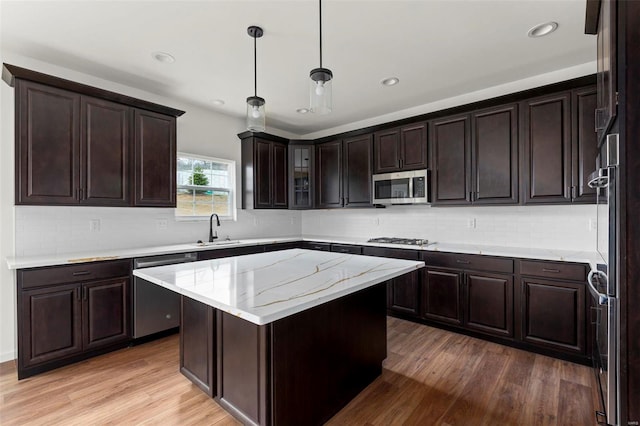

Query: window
left=176, top=153, right=236, bottom=220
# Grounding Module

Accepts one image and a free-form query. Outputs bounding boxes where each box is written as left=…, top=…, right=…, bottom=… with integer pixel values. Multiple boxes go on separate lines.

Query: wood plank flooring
left=0, top=317, right=598, bottom=425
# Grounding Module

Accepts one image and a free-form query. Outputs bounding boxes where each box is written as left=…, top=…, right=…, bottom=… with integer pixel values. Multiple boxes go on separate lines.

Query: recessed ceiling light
left=296, top=108, right=310, bottom=114
left=152, top=51, right=175, bottom=63
left=211, top=99, right=225, bottom=106
left=527, top=22, right=558, bottom=38
left=381, top=77, right=400, bottom=87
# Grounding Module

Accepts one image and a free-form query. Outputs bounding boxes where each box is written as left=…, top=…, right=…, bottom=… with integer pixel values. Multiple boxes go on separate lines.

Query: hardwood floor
left=0, top=317, right=598, bottom=425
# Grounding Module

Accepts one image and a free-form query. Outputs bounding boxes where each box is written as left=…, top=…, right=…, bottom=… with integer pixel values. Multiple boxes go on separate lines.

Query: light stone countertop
left=132, top=248, right=424, bottom=325
left=5, top=235, right=604, bottom=271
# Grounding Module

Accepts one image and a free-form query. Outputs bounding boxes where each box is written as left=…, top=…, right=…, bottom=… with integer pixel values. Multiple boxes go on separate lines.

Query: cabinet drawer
left=19, top=259, right=131, bottom=289
left=362, top=246, right=420, bottom=260
left=301, top=241, right=331, bottom=251
left=330, top=244, right=362, bottom=255
left=423, top=252, right=513, bottom=274
left=519, top=260, right=587, bottom=281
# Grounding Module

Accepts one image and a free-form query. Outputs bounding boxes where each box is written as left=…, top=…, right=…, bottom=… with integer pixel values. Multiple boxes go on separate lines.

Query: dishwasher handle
left=134, top=252, right=198, bottom=269
left=587, top=270, right=609, bottom=306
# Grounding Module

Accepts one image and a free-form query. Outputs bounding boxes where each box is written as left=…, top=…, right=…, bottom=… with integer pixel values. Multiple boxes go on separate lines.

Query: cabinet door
left=421, top=268, right=463, bottom=325
left=521, top=277, right=586, bottom=355
left=272, top=143, right=288, bottom=208
left=596, top=0, right=617, bottom=142
left=521, top=93, right=572, bottom=204
left=181, top=296, right=216, bottom=396
left=81, top=97, right=132, bottom=206
left=254, top=139, right=273, bottom=208
left=82, top=278, right=129, bottom=351
left=400, top=122, right=428, bottom=170
left=315, top=140, right=343, bottom=208
left=373, top=128, right=400, bottom=173
left=472, top=104, right=518, bottom=205
left=289, top=145, right=313, bottom=209
left=430, top=115, right=471, bottom=205
left=388, top=270, right=420, bottom=317
left=16, top=80, right=80, bottom=205
left=343, top=134, right=373, bottom=207
left=134, top=109, right=176, bottom=206
left=572, top=87, right=598, bottom=203
left=466, top=272, right=513, bottom=337
left=19, top=284, right=82, bottom=368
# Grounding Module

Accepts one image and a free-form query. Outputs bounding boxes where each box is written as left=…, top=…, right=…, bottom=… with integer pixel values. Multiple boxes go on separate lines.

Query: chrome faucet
left=209, top=213, right=220, bottom=242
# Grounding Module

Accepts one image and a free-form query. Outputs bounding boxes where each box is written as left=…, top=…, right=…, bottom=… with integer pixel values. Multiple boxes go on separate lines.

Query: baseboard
left=0, top=350, right=16, bottom=364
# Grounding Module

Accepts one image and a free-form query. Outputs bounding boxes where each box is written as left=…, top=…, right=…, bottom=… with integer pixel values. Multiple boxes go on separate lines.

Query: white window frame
left=175, top=152, right=237, bottom=221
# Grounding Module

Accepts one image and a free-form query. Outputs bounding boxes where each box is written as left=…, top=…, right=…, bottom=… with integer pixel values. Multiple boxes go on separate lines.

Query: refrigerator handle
left=587, top=270, right=609, bottom=306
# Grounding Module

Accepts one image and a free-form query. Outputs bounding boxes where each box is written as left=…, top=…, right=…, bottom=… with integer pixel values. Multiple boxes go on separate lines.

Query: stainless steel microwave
left=372, top=169, right=431, bottom=205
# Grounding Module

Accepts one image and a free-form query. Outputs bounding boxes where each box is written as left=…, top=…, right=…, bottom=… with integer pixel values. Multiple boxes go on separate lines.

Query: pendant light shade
left=310, top=0, right=332, bottom=114
left=247, top=26, right=265, bottom=131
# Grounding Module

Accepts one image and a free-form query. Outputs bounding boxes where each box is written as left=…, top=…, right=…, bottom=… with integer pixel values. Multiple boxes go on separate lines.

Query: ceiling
left=1, top=1, right=596, bottom=136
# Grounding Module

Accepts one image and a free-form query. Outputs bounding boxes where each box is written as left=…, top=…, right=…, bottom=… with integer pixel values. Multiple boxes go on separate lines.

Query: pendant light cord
left=319, top=0, right=323, bottom=68
left=254, top=34, right=258, bottom=96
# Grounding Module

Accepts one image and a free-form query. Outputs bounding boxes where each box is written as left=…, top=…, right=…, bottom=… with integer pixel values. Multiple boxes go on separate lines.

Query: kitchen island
left=133, top=248, right=424, bottom=425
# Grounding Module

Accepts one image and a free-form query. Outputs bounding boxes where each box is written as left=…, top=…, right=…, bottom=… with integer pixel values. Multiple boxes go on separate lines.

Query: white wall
left=302, top=204, right=598, bottom=252
left=0, top=49, right=17, bottom=364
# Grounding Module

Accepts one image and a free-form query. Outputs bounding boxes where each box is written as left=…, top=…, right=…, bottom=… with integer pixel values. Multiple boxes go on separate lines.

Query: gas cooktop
left=367, top=237, right=429, bottom=246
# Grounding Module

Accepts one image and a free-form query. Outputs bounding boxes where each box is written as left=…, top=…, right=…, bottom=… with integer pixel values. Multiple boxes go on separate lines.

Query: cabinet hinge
left=616, top=91, right=619, bottom=105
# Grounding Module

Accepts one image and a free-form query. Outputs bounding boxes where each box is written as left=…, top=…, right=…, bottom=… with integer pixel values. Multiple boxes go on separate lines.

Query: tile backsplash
left=301, top=204, right=598, bottom=252
left=14, top=206, right=302, bottom=257
left=15, top=204, right=598, bottom=257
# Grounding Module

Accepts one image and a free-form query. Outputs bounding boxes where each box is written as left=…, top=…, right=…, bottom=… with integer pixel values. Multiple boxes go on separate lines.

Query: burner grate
left=367, top=237, right=428, bottom=246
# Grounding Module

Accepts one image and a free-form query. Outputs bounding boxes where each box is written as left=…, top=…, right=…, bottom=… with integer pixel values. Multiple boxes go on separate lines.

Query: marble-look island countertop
left=133, top=248, right=424, bottom=325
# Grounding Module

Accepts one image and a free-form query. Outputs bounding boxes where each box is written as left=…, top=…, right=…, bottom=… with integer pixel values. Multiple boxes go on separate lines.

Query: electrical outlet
left=374, top=217, right=380, bottom=226
left=156, top=218, right=168, bottom=230
left=589, top=218, right=597, bottom=231
left=467, top=218, right=476, bottom=229
left=254, top=217, right=259, bottom=226
left=89, top=219, right=101, bottom=232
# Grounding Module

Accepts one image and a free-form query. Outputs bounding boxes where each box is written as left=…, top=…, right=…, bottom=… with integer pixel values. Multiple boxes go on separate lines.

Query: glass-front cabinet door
left=289, top=144, right=314, bottom=209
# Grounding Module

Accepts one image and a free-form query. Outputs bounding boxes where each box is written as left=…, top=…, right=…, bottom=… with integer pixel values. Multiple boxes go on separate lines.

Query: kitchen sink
left=194, top=240, right=241, bottom=247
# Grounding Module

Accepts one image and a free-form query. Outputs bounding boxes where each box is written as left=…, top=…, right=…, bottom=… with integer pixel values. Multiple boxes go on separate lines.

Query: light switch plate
left=156, top=218, right=168, bottom=230
left=89, top=219, right=100, bottom=232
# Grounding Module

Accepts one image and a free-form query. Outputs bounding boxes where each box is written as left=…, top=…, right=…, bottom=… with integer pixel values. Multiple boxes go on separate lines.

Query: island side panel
left=271, top=282, right=387, bottom=426
left=180, top=296, right=215, bottom=397
left=216, top=311, right=271, bottom=426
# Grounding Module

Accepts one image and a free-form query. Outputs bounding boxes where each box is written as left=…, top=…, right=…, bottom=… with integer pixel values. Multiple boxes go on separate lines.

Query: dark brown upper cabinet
left=471, top=104, right=519, bottom=205
left=82, top=97, right=132, bottom=206
left=16, top=80, right=81, bottom=205
left=343, top=134, right=373, bottom=207
left=430, top=105, right=518, bottom=206
left=240, top=133, right=288, bottom=209
left=373, top=122, right=427, bottom=173
left=133, top=110, right=176, bottom=207
left=315, top=139, right=343, bottom=208
left=595, top=0, right=617, bottom=144
left=6, top=64, right=184, bottom=207
left=315, top=135, right=373, bottom=209
left=521, top=92, right=572, bottom=204
left=288, top=143, right=314, bottom=209
left=430, top=114, right=472, bottom=205
left=521, top=87, right=597, bottom=204
left=572, top=87, right=598, bottom=203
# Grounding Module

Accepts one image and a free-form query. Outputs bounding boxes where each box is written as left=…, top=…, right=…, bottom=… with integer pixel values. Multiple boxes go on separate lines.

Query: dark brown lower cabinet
left=466, top=272, right=513, bottom=337
left=180, top=296, right=215, bottom=397
left=181, top=283, right=387, bottom=426
left=421, top=267, right=513, bottom=338
left=387, top=270, right=420, bottom=316
left=521, top=277, right=586, bottom=355
left=17, top=260, right=131, bottom=379
left=19, top=284, right=83, bottom=368
left=421, top=268, right=463, bottom=325
left=82, top=278, right=129, bottom=351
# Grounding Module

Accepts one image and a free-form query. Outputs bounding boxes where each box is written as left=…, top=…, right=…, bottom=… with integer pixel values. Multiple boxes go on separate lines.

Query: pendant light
left=247, top=26, right=265, bottom=131
left=309, top=0, right=332, bottom=114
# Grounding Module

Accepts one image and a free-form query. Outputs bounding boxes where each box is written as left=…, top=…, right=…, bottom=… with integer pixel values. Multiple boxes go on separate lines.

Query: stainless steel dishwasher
left=133, top=252, right=198, bottom=338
